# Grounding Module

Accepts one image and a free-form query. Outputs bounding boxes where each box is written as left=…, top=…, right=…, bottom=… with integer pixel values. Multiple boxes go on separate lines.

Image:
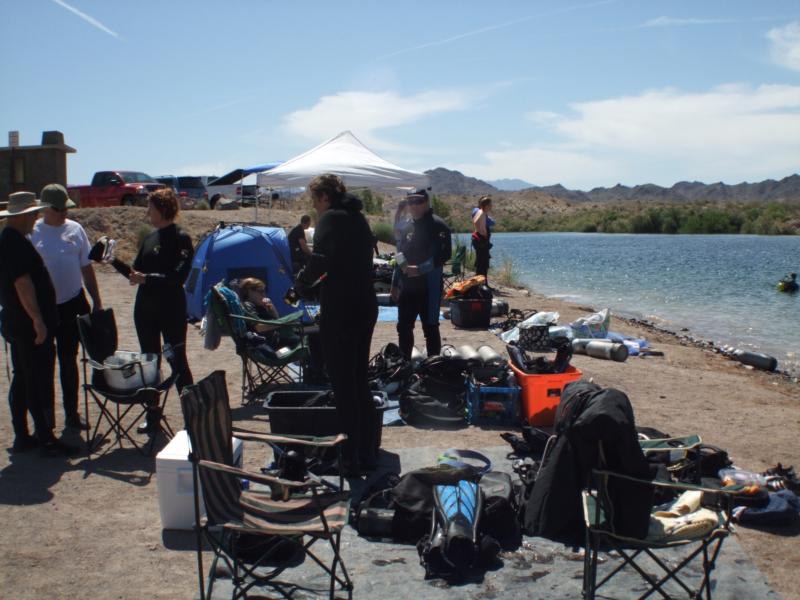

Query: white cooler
left=156, top=430, right=243, bottom=530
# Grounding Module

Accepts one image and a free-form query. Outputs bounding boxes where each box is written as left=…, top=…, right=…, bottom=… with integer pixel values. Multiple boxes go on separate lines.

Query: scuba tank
left=457, top=345, right=482, bottom=368
left=476, top=345, right=504, bottom=367
left=490, top=299, right=509, bottom=317
left=732, top=349, right=777, bottom=372
left=572, top=339, right=629, bottom=362
left=411, top=346, right=427, bottom=368
left=440, top=345, right=459, bottom=359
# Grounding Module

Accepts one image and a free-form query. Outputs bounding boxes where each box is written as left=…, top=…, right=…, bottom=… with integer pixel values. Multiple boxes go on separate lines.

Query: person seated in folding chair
left=239, top=278, right=327, bottom=384
left=237, top=277, right=301, bottom=350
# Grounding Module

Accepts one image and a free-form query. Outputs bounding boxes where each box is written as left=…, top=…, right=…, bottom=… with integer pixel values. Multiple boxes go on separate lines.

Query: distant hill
left=486, top=178, right=535, bottom=191
left=530, top=174, right=800, bottom=204
left=425, top=167, right=497, bottom=196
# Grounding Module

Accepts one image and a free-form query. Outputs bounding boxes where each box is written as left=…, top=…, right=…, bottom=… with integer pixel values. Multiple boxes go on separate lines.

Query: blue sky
left=1, top=0, right=799, bottom=190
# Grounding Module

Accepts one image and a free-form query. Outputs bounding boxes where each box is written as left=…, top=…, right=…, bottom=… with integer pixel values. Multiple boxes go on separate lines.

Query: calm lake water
left=473, top=232, right=800, bottom=375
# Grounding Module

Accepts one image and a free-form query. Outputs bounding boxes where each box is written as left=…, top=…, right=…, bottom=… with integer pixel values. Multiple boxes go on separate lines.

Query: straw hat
left=0, top=191, right=48, bottom=217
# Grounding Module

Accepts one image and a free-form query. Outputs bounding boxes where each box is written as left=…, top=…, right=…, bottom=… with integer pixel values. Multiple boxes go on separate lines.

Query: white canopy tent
left=256, top=131, right=429, bottom=190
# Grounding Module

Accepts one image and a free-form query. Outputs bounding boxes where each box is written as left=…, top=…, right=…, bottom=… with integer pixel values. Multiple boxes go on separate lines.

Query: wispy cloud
left=454, top=84, right=800, bottom=189
left=372, top=0, right=617, bottom=62
left=186, top=96, right=256, bottom=118
left=51, top=0, right=121, bottom=40
left=282, top=89, right=478, bottom=152
left=641, top=16, right=737, bottom=28
left=768, top=21, right=800, bottom=71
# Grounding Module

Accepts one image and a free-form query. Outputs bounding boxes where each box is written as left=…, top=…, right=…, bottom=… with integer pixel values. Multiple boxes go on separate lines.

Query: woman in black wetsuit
left=129, top=189, right=194, bottom=403
left=295, top=174, right=378, bottom=476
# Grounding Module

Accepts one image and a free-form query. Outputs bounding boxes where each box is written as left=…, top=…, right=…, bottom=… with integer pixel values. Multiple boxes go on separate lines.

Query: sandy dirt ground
left=0, top=224, right=798, bottom=599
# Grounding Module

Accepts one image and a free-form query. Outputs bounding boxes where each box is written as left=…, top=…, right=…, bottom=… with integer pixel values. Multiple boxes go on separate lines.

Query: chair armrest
left=232, top=429, right=347, bottom=448
left=231, top=310, right=304, bottom=328
left=592, top=469, right=734, bottom=495
left=197, top=459, right=323, bottom=489
left=638, top=435, right=702, bottom=454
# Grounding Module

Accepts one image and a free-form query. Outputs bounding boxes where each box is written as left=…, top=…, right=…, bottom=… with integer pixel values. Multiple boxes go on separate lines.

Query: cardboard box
left=156, top=430, right=243, bottom=530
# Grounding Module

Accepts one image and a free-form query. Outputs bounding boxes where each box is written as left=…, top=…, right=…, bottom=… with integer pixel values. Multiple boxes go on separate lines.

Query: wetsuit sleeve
left=296, top=212, right=337, bottom=293
left=140, top=232, right=194, bottom=287
left=151, top=233, right=193, bottom=286
left=434, top=221, right=452, bottom=268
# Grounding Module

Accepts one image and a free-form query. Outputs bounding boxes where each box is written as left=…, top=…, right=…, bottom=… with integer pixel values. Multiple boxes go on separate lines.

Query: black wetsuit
left=132, top=223, right=194, bottom=392
left=287, top=223, right=309, bottom=275
left=394, top=209, right=452, bottom=359
left=296, top=194, right=378, bottom=469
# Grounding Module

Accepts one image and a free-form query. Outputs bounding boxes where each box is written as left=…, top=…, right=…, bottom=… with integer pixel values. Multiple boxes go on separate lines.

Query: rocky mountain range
left=426, top=168, right=800, bottom=204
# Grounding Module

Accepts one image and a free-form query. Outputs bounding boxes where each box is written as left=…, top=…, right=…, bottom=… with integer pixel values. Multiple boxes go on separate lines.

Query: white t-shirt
left=30, top=218, right=91, bottom=304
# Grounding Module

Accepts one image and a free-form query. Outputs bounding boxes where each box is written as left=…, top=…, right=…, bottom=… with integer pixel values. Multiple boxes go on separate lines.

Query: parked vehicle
left=68, top=171, right=165, bottom=208
left=206, top=163, right=280, bottom=209
left=154, top=175, right=208, bottom=209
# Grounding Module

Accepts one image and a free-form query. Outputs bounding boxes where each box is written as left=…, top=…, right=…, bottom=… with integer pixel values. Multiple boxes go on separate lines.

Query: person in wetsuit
left=779, top=272, right=798, bottom=292
left=287, top=215, right=313, bottom=275
left=128, top=189, right=194, bottom=430
left=391, top=189, right=452, bottom=359
left=294, top=174, right=378, bottom=476
left=471, top=195, right=493, bottom=282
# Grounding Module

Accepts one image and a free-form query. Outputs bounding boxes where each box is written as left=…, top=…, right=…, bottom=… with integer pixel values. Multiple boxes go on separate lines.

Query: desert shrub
left=431, top=194, right=451, bottom=221
left=493, top=256, right=522, bottom=288
left=357, top=189, right=383, bottom=215
left=372, top=221, right=395, bottom=245
left=137, top=224, right=154, bottom=247
left=194, top=200, right=210, bottom=211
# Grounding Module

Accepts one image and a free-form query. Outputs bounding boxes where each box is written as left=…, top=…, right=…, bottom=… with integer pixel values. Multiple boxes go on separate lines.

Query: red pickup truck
left=68, top=171, right=165, bottom=207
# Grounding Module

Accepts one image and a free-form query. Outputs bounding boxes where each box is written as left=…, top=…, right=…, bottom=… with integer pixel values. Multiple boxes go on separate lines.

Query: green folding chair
left=208, top=282, right=310, bottom=404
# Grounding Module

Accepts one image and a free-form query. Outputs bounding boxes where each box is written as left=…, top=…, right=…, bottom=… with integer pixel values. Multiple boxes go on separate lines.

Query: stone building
left=0, top=131, right=76, bottom=203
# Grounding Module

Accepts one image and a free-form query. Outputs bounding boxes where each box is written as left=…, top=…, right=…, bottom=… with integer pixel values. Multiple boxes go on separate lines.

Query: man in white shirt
left=30, top=184, right=102, bottom=430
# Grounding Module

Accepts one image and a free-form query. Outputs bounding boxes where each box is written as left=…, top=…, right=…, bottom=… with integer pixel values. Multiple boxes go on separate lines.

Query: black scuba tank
left=732, top=349, right=777, bottom=372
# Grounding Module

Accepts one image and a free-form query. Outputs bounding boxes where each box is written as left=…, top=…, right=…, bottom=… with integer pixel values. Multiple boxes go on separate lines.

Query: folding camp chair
left=77, top=309, right=175, bottom=456
left=442, top=245, right=467, bottom=291
left=180, top=370, right=352, bottom=600
left=582, top=440, right=734, bottom=600
left=208, top=282, right=310, bottom=404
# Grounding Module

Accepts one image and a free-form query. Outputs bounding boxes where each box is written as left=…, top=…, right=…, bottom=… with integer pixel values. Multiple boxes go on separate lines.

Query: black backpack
left=399, top=356, right=468, bottom=428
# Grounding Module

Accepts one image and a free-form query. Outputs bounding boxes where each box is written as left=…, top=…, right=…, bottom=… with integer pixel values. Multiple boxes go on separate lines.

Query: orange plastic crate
left=508, top=363, right=583, bottom=426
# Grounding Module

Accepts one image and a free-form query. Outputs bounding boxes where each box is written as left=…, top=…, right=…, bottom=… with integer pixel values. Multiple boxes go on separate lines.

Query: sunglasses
left=406, top=195, right=427, bottom=206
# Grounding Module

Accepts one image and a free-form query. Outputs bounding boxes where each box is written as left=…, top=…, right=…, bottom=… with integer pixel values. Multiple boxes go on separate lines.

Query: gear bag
left=399, top=356, right=468, bottom=428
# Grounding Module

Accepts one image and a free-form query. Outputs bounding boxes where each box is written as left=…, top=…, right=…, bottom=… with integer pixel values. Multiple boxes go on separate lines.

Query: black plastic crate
left=264, top=389, right=388, bottom=450
left=450, top=298, right=492, bottom=329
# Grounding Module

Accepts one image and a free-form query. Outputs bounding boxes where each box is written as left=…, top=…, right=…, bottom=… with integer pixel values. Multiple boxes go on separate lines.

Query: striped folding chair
left=180, top=370, right=352, bottom=600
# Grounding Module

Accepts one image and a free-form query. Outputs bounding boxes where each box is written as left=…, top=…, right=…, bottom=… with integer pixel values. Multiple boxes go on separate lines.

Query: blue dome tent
left=184, top=223, right=299, bottom=321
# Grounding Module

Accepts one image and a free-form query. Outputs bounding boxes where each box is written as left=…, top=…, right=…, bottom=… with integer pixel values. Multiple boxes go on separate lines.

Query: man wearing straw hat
left=0, top=191, right=79, bottom=456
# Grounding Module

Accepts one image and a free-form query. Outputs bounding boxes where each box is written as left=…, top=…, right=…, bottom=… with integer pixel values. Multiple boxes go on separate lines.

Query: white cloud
left=768, top=21, right=800, bottom=71
left=452, top=147, right=615, bottom=190
left=456, top=84, right=800, bottom=189
left=641, top=16, right=736, bottom=28
left=51, top=0, right=120, bottom=39
left=282, top=89, right=476, bottom=151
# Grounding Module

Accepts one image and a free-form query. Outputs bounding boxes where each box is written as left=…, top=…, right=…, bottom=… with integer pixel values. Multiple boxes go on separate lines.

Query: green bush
left=357, top=189, right=383, bottom=215
left=431, top=194, right=451, bottom=221
left=137, top=224, right=154, bottom=247
left=195, top=200, right=210, bottom=211
left=372, top=221, right=395, bottom=245
left=493, top=256, right=521, bottom=288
